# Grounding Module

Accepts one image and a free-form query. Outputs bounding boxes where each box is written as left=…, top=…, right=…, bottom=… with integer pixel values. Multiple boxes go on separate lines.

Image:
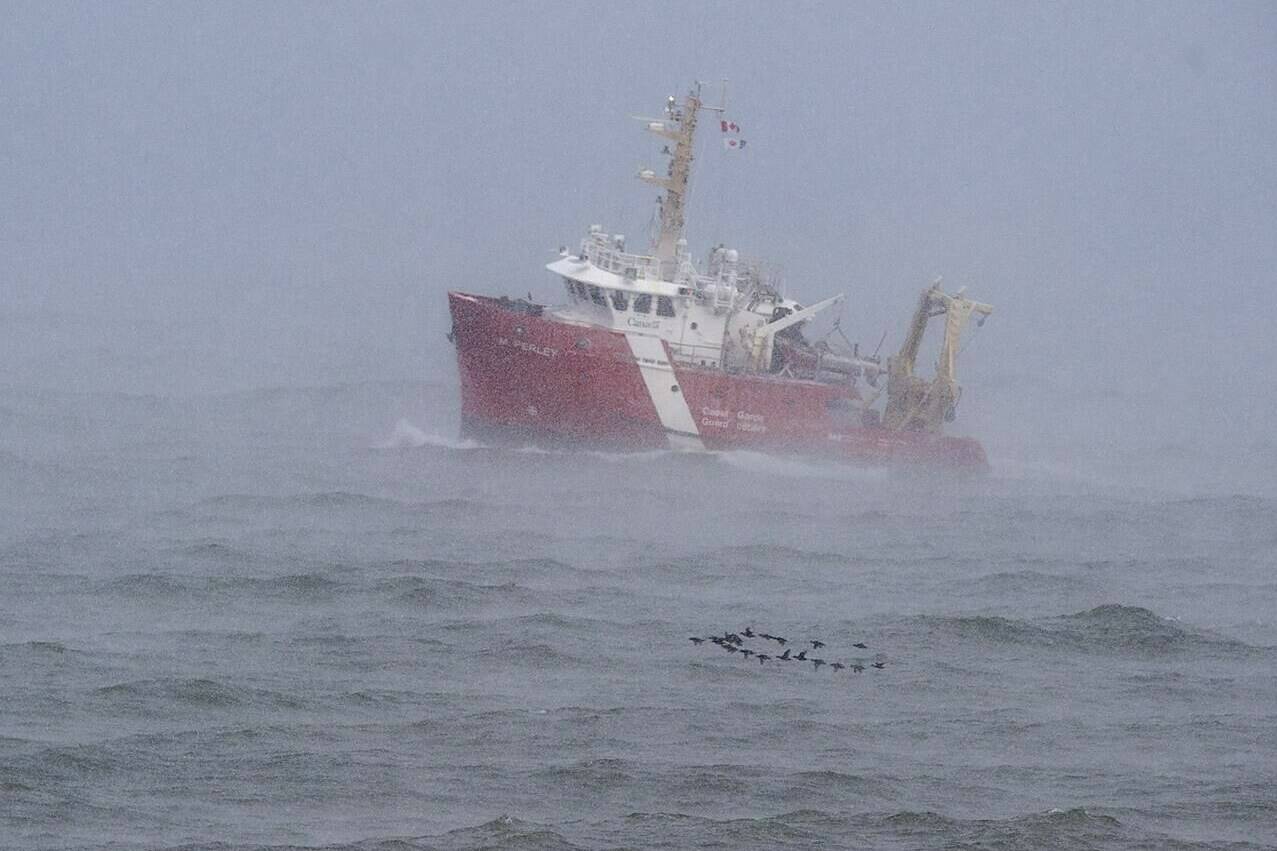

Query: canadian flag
left=723, top=138, right=748, bottom=151
left=720, top=120, right=741, bottom=134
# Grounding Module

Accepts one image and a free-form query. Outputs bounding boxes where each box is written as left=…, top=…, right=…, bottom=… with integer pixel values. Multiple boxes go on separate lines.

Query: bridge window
left=610, top=289, right=628, bottom=311
left=573, top=281, right=588, bottom=300
left=633, top=293, right=652, bottom=314
left=564, top=279, right=575, bottom=300
left=657, top=295, right=675, bottom=317
left=588, top=285, right=606, bottom=306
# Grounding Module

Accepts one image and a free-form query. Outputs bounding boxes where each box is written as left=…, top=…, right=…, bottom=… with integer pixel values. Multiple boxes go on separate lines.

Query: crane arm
left=883, top=282, right=993, bottom=433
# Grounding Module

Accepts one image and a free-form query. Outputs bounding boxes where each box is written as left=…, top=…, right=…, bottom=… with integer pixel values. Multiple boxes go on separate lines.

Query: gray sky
left=3, top=1, right=1274, bottom=442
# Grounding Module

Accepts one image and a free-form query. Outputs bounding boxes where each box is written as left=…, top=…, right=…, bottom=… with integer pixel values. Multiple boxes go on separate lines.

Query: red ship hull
left=448, top=292, right=988, bottom=470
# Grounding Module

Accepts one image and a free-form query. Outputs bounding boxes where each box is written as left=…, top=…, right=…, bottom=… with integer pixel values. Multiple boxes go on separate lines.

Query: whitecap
left=375, top=418, right=483, bottom=450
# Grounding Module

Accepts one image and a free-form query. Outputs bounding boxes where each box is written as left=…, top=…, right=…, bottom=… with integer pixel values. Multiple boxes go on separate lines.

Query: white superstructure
left=545, top=83, right=861, bottom=375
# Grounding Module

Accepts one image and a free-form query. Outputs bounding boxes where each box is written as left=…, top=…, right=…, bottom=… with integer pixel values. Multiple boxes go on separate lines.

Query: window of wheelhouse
left=610, top=289, right=628, bottom=311
left=656, top=295, right=675, bottom=317
left=588, top=285, right=606, bottom=306
left=563, top=279, right=575, bottom=300
left=573, top=280, right=589, bottom=301
left=632, top=293, right=652, bottom=313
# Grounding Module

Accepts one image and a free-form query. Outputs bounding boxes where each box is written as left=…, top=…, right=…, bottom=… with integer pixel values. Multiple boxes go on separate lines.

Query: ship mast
left=637, top=82, right=723, bottom=276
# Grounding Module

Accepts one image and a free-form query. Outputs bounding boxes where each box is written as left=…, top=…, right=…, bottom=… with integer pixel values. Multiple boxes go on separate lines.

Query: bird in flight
left=795, top=650, right=808, bottom=661
left=756, top=654, right=770, bottom=664
left=689, top=637, right=705, bottom=645
left=743, top=627, right=755, bottom=638
left=810, top=640, right=825, bottom=649
left=853, top=642, right=868, bottom=649
left=872, top=661, right=886, bottom=669
left=811, top=658, right=826, bottom=670
left=778, top=649, right=791, bottom=661
left=831, top=662, right=846, bottom=671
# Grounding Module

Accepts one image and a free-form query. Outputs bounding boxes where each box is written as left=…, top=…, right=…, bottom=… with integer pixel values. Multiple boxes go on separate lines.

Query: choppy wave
left=93, top=677, right=306, bottom=711
left=475, top=642, right=584, bottom=668
left=957, top=569, right=1088, bottom=594
left=210, top=572, right=346, bottom=597
left=92, top=571, right=347, bottom=599
left=411, top=496, right=506, bottom=517
left=533, top=757, right=633, bottom=790
left=1056, top=604, right=1262, bottom=654
left=422, top=816, right=588, bottom=851
left=1, top=639, right=72, bottom=655
left=918, top=604, right=1261, bottom=657
left=94, top=572, right=190, bottom=595
left=380, top=574, right=537, bottom=608
left=168, top=540, right=253, bottom=562
left=372, top=807, right=1155, bottom=851
left=774, top=769, right=888, bottom=803
left=161, top=629, right=267, bottom=644
left=23, top=780, right=1270, bottom=851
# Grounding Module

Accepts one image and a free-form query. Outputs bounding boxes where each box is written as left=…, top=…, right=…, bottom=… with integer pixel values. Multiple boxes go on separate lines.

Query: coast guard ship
left=447, top=83, right=993, bottom=469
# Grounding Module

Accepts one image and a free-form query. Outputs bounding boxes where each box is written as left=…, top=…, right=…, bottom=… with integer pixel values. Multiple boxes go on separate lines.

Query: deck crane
left=882, top=280, right=993, bottom=432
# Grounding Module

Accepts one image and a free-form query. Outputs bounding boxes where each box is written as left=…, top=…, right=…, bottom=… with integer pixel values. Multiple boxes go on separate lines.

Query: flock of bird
left=689, top=626, right=886, bottom=672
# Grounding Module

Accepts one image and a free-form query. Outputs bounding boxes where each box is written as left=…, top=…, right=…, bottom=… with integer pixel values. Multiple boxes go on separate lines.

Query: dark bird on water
left=743, top=627, right=755, bottom=638
left=872, top=661, right=886, bottom=669
left=850, top=664, right=865, bottom=673
left=853, top=642, right=868, bottom=649
left=741, top=648, right=754, bottom=658
left=812, top=658, right=826, bottom=670
left=795, top=650, right=808, bottom=661
left=689, top=637, right=705, bottom=645
left=756, top=654, right=770, bottom=664
left=726, top=633, right=743, bottom=645
left=779, top=649, right=791, bottom=661
left=810, top=640, right=825, bottom=649
left=831, top=662, right=846, bottom=671
left=725, top=645, right=738, bottom=653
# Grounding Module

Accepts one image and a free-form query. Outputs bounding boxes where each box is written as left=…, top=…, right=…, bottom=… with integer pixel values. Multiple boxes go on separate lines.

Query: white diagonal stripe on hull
left=625, top=333, right=704, bottom=449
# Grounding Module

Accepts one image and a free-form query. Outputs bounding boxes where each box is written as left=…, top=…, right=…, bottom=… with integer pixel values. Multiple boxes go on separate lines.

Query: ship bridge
left=545, top=228, right=751, bottom=368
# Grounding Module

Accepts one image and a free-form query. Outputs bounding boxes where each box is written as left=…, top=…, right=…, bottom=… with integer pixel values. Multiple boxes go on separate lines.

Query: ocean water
left=2, top=381, right=1275, bottom=850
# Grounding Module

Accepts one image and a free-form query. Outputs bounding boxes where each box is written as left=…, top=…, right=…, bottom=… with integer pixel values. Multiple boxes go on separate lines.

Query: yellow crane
left=882, top=280, right=993, bottom=433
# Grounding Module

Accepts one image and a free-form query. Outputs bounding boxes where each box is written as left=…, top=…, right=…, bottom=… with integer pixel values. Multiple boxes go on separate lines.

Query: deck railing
left=578, top=233, right=746, bottom=314
left=668, top=340, right=724, bottom=367
left=579, top=234, right=663, bottom=281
